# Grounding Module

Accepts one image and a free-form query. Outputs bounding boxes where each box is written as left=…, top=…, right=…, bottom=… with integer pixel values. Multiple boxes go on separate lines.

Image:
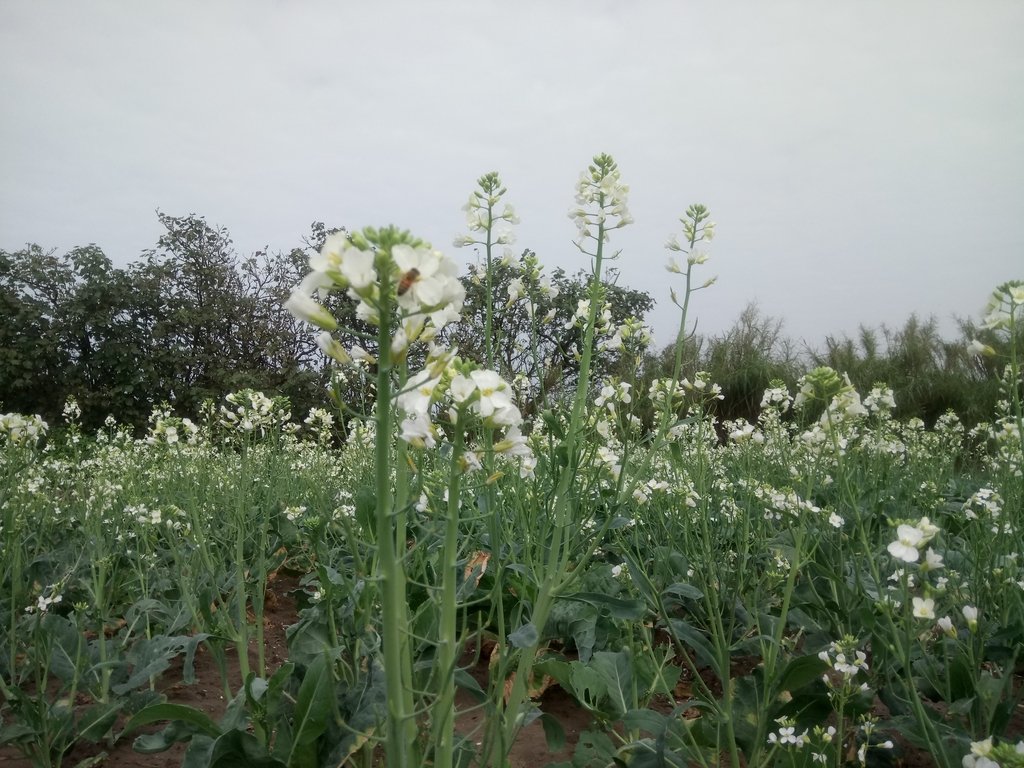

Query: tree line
left=0, top=214, right=652, bottom=432
left=1, top=212, right=1012, bottom=432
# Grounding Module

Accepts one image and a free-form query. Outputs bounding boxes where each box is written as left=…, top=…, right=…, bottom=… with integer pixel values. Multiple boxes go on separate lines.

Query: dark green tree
left=444, top=253, right=654, bottom=416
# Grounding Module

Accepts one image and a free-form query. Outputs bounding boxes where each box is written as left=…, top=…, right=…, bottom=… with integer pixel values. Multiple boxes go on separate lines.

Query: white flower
left=469, top=369, right=514, bottom=420
left=285, top=290, right=338, bottom=331
left=937, top=616, right=956, bottom=637
left=399, top=412, right=436, bottom=448
left=339, top=248, right=376, bottom=292
left=962, top=738, right=999, bottom=768
left=519, top=454, right=537, bottom=478
left=392, top=245, right=464, bottom=315
left=397, top=368, right=442, bottom=417
left=317, top=331, right=351, bottom=363
left=888, top=524, right=924, bottom=562
left=310, top=231, right=349, bottom=272
left=507, top=277, right=526, bottom=304
left=912, top=597, right=936, bottom=620
left=962, top=605, right=979, bottom=630
left=493, top=425, right=532, bottom=458
left=449, top=374, right=476, bottom=404
left=915, top=516, right=940, bottom=544
left=922, top=548, right=944, bottom=572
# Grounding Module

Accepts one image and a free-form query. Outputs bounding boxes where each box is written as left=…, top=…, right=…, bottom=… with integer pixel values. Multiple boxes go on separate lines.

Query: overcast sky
left=2, top=1, right=1021, bottom=350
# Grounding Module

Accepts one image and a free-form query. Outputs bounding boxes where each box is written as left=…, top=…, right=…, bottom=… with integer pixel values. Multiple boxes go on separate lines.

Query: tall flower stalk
left=287, top=226, right=466, bottom=765
left=498, top=153, right=633, bottom=752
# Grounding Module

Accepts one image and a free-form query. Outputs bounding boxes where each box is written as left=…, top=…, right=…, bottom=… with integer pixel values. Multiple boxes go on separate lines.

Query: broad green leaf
left=540, top=712, right=566, bottom=752
left=567, top=663, right=606, bottom=710
left=208, top=730, right=286, bottom=768
left=283, top=653, right=333, bottom=766
left=666, top=619, right=722, bottom=683
left=122, top=702, right=222, bottom=742
left=77, top=700, right=123, bottom=742
left=563, top=592, right=645, bottom=621
left=589, top=650, right=634, bottom=717
left=776, top=654, right=829, bottom=694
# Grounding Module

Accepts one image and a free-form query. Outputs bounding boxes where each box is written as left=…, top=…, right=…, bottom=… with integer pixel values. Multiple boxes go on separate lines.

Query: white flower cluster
left=145, top=408, right=199, bottom=447
left=599, top=316, right=653, bottom=354
left=673, top=373, right=725, bottom=412
left=453, top=178, right=519, bottom=248
left=962, top=735, right=1024, bottom=768
left=568, top=154, right=632, bottom=242
left=981, top=280, right=1024, bottom=331
left=286, top=231, right=466, bottom=362
left=760, top=384, right=793, bottom=413
left=594, top=380, right=632, bottom=414
left=726, top=418, right=764, bottom=444
left=0, top=412, right=48, bottom=447
left=564, top=298, right=613, bottom=333
left=863, top=385, right=897, bottom=415
left=963, top=487, right=1003, bottom=521
left=817, top=638, right=872, bottom=706
left=24, top=584, right=63, bottom=614
left=219, top=390, right=290, bottom=436
left=396, top=356, right=534, bottom=477
left=62, top=397, right=82, bottom=422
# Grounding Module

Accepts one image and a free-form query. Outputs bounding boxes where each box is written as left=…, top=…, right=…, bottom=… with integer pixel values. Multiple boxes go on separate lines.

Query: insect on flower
left=397, top=267, right=420, bottom=296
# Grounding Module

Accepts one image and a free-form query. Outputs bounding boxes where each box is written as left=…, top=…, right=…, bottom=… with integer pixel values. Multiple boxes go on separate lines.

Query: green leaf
left=133, top=720, right=205, bottom=754
left=567, top=663, right=606, bottom=710
left=589, top=651, right=633, bottom=717
left=570, top=613, right=598, bottom=664
left=282, top=654, right=333, bottom=766
left=622, top=708, right=668, bottom=735
left=209, top=730, right=286, bottom=768
left=454, top=668, right=487, bottom=703
left=563, top=592, right=646, bottom=621
left=77, top=700, right=123, bottom=742
left=0, top=722, right=39, bottom=745
left=122, top=702, right=222, bottom=742
left=509, top=622, right=539, bottom=648
left=776, top=654, right=829, bottom=694
left=667, top=619, right=722, bottom=683
left=114, top=633, right=211, bottom=695
left=663, top=582, right=704, bottom=601
left=540, top=712, right=566, bottom=752
left=324, top=657, right=387, bottom=765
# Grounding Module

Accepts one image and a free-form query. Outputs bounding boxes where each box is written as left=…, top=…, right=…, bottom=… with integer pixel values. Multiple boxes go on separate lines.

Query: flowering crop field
left=2, top=157, right=1023, bottom=768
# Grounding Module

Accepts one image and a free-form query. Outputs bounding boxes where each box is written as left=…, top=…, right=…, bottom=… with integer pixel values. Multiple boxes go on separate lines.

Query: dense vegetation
left=2, top=158, right=1021, bottom=768
left=1, top=215, right=1011, bottom=434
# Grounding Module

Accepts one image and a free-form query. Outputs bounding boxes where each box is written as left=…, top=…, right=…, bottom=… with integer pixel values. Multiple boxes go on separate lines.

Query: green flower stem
left=374, top=279, right=418, bottom=768
left=500, top=202, right=608, bottom=753
left=484, top=197, right=495, bottom=371
left=433, top=425, right=465, bottom=768
left=232, top=452, right=251, bottom=687
left=1007, top=305, right=1023, bottom=465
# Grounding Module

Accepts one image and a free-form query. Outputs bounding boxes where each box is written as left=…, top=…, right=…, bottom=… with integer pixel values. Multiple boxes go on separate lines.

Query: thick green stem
left=376, top=288, right=417, bottom=767
left=433, top=428, right=465, bottom=768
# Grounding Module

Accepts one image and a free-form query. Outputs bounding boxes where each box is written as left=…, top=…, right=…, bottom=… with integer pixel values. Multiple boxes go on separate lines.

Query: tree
left=0, top=244, right=153, bottom=428
left=444, top=252, right=654, bottom=416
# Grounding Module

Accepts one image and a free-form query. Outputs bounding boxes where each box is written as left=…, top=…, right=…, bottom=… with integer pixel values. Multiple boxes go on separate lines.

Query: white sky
left=2, top=1, right=1021, bottom=349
